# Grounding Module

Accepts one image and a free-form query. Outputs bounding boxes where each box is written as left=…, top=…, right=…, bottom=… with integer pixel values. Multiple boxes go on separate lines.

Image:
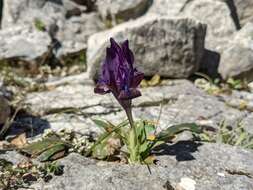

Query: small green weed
left=197, top=120, right=253, bottom=149
left=87, top=119, right=202, bottom=164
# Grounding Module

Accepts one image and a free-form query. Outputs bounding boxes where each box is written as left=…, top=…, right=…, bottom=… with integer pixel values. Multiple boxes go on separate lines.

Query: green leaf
left=139, top=142, right=155, bottom=160
left=21, top=136, right=65, bottom=156
left=92, top=119, right=129, bottom=133
left=136, top=121, right=156, bottom=144
left=156, top=123, right=202, bottom=141
left=21, top=135, right=71, bottom=162
left=136, top=121, right=145, bottom=143
left=86, top=123, right=125, bottom=157
left=92, top=118, right=112, bottom=132
left=38, top=143, right=67, bottom=162
left=144, top=123, right=156, bottom=135
left=34, top=18, right=46, bottom=31
left=143, top=155, right=156, bottom=164
left=117, top=120, right=129, bottom=127
left=91, top=134, right=121, bottom=159
left=139, top=141, right=149, bottom=154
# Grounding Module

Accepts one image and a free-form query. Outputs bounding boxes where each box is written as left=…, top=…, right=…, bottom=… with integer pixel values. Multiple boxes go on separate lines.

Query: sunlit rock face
left=147, top=0, right=237, bottom=53
left=30, top=144, right=253, bottom=190
left=218, top=23, right=253, bottom=82
left=87, top=16, right=206, bottom=80
left=0, top=0, right=105, bottom=59
left=96, top=0, right=150, bottom=22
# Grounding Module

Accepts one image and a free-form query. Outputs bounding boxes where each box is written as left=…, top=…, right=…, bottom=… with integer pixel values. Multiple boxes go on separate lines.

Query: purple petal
left=118, top=88, right=141, bottom=100
left=131, top=70, right=144, bottom=88
left=105, top=47, right=117, bottom=72
left=121, top=40, right=134, bottom=68
left=103, top=47, right=120, bottom=93
left=100, top=60, right=110, bottom=83
left=110, top=38, right=121, bottom=53
left=95, top=38, right=143, bottom=101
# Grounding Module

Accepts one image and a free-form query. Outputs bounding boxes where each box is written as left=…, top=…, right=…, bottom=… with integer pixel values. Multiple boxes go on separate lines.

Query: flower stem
left=125, top=107, right=134, bottom=129
left=125, top=107, right=140, bottom=163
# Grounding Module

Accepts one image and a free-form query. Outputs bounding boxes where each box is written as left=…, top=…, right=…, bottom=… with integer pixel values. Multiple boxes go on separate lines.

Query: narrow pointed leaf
left=92, top=118, right=112, bottom=132
left=21, top=136, right=65, bottom=157
left=86, top=123, right=125, bottom=157
left=156, top=123, right=202, bottom=141
left=38, top=143, right=67, bottom=162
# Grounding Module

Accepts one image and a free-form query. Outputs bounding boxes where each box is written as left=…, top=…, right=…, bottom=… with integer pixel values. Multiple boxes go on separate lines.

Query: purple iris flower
left=94, top=38, right=144, bottom=109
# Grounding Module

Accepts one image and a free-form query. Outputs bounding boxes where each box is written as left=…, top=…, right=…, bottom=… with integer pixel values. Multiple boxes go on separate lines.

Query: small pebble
left=248, top=82, right=253, bottom=93
left=176, top=177, right=196, bottom=190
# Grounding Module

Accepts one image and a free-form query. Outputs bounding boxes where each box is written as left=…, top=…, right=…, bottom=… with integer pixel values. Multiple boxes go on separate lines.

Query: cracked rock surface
left=26, top=143, right=253, bottom=190
left=24, top=74, right=251, bottom=135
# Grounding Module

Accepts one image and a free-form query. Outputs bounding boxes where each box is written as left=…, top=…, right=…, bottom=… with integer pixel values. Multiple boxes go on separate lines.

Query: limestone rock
left=146, top=0, right=189, bottom=17
left=0, top=26, right=51, bottom=60
left=181, top=0, right=236, bottom=52
left=87, top=16, right=206, bottom=80
left=248, top=82, right=253, bottom=92
left=218, top=23, right=253, bottom=81
left=96, top=0, right=150, bottom=22
left=0, top=151, right=28, bottom=165
left=1, top=0, right=105, bottom=58
left=242, top=113, right=253, bottom=134
left=30, top=143, right=253, bottom=190
left=55, top=12, right=105, bottom=56
left=2, top=0, right=64, bottom=28
left=233, top=0, right=253, bottom=26
left=24, top=79, right=246, bottom=134
left=146, top=0, right=236, bottom=52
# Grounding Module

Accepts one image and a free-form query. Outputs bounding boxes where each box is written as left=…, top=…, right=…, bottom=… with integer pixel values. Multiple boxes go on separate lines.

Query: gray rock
left=219, top=46, right=253, bottom=81
left=181, top=0, right=236, bottom=52
left=242, top=113, right=253, bottom=134
left=24, top=79, right=247, bottom=134
left=146, top=0, right=189, bottom=17
left=133, top=89, right=247, bottom=129
left=69, top=0, right=96, bottom=11
left=24, top=79, right=195, bottom=117
left=0, top=95, right=10, bottom=124
left=146, top=0, right=236, bottom=52
left=1, top=0, right=105, bottom=58
left=0, top=151, right=28, bottom=165
left=30, top=143, right=253, bottom=190
left=249, top=82, right=253, bottom=92
left=43, top=72, right=93, bottom=88
left=2, top=0, right=64, bottom=28
left=218, top=23, right=253, bottom=81
left=233, top=0, right=253, bottom=27
left=96, top=0, right=150, bottom=22
left=0, top=25, right=51, bottom=60
left=55, top=12, right=105, bottom=56
left=87, top=15, right=206, bottom=80
left=230, top=22, right=253, bottom=49
left=220, top=89, right=253, bottom=115
left=1, top=0, right=88, bottom=28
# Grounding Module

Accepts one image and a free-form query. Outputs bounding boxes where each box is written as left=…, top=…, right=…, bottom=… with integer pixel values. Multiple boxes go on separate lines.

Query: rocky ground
left=0, top=0, right=253, bottom=190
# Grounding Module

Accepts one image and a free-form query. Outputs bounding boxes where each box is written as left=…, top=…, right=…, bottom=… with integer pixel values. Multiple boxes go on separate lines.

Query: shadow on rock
left=153, top=141, right=202, bottom=161
left=199, top=49, right=221, bottom=79
left=0, top=110, right=51, bottom=140
left=48, top=0, right=63, bottom=6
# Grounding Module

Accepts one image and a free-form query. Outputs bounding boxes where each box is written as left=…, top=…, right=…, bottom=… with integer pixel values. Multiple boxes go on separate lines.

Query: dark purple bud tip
left=94, top=38, right=144, bottom=102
